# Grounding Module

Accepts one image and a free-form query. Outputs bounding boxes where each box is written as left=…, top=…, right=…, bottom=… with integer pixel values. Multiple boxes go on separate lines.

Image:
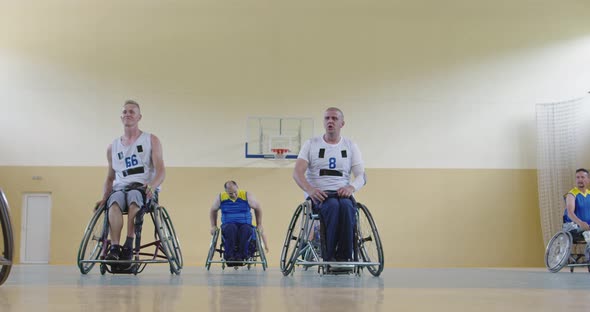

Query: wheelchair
left=205, top=225, right=267, bottom=271
left=545, top=229, right=590, bottom=273
left=280, top=199, right=384, bottom=276
left=77, top=191, right=183, bottom=275
left=0, top=188, right=14, bottom=285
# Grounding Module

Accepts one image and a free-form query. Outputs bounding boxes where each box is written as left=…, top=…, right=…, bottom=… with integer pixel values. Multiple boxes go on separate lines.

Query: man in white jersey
left=293, top=107, right=366, bottom=264
left=97, top=100, right=166, bottom=262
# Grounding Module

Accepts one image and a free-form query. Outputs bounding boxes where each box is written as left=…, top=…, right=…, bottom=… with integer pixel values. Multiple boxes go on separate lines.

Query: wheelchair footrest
left=327, top=265, right=355, bottom=274
left=295, top=260, right=380, bottom=266
left=107, top=264, right=137, bottom=274
left=80, top=259, right=169, bottom=264
left=208, top=260, right=265, bottom=265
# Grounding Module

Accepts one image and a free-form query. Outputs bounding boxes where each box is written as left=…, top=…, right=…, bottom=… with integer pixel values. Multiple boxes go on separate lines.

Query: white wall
left=1, top=0, right=589, bottom=168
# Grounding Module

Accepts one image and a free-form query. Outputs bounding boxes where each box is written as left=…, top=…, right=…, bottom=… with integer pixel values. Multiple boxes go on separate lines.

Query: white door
left=21, top=193, right=51, bottom=263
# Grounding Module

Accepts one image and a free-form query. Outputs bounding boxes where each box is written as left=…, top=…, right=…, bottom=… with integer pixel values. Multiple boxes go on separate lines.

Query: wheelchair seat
left=280, top=199, right=384, bottom=276
left=77, top=195, right=183, bottom=275
left=205, top=225, right=267, bottom=270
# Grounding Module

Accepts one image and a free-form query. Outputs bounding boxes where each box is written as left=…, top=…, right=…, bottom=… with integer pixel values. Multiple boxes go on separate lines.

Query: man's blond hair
left=325, top=107, right=344, bottom=119
left=124, top=99, right=141, bottom=112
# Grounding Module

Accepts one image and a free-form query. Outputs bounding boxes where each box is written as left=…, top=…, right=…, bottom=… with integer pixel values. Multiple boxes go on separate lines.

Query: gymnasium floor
left=0, top=265, right=589, bottom=311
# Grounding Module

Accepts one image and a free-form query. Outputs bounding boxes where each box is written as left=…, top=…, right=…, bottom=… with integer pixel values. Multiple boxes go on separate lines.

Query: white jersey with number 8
left=297, top=135, right=363, bottom=192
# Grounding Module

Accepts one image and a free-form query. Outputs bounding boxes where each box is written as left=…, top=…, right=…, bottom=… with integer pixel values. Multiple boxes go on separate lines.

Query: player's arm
left=97, top=144, right=115, bottom=210
left=294, top=158, right=327, bottom=202
left=566, top=193, right=590, bottom=230
left=248, top=192, right=263, bottom=231
left=146, top=134, right=166, bottom=198
left=209, top=196, right=221, bottom=235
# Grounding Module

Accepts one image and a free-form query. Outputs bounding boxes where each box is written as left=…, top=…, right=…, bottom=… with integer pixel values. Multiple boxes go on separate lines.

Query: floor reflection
left=0, top=266, right=589, bottom=312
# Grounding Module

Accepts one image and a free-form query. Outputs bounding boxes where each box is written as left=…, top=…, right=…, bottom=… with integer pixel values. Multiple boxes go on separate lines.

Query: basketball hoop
left=271, top=148, right=290, bottom=160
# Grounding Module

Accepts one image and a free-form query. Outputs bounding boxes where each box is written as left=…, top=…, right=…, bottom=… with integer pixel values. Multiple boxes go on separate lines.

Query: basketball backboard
left=245, top=116, right=314, bottom=159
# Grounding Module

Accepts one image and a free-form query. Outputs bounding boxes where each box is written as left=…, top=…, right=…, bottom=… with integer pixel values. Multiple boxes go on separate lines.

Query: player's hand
left=210, top=226, right=218, bottom=235
left=580, top=222, right=590, bottom=231
left=95, top=200, right=105, bottom=212
left=337, top=185, right=355, bottom=198
left=308, top=188, right=327, bottom=203
left=144, top=184, right=154, bottom=200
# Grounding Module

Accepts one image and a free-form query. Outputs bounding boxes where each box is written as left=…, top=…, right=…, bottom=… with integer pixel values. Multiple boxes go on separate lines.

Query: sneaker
left=121, top=246, right=133, bottom=261
left=106, top=245, right=121, bottom=261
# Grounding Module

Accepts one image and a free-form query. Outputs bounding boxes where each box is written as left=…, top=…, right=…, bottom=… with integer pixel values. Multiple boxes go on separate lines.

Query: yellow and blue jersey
left=563, top=188, right=590, bottom=224
left=220, top=190, right=252, bottom=225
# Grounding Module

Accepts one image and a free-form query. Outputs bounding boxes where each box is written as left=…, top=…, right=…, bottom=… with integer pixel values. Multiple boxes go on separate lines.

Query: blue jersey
left=220, top=190, right=252, bottom=225
left=563, top=188, right=590, bottom=224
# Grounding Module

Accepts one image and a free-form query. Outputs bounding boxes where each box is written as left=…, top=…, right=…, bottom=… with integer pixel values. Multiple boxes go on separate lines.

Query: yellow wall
left=0, top=166, right=543, bottom=267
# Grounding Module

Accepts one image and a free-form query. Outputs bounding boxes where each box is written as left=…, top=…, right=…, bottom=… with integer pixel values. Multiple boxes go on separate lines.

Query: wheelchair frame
left=545, top=230, right=590, bottom=273
left=205, top=226, right=268, bottom=271
left=280, top=200, right=384, bottom=276
left=77, top=200, right=183, bottom=275
left=0, top=189, right=14, bottom=285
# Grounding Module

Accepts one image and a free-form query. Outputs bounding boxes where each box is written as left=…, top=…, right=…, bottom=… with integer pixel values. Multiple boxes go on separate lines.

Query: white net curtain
left=536, top=98, right=582, bottom=246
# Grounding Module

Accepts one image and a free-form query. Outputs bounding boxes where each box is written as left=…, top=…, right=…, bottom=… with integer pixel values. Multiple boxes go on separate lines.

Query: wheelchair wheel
left=160, top=207, right=183, bottom=270
left=356, top=203, right=384, bottom=277
left=77, top=205, right=108, bottom=275
left=280, top=202, right=305, bottom=276
left=0, top=190, right=14, bottom=285
left=206, top=228, right=220, bottom=270
left=256, top=228, right=267, bottom=271
left=154, top=207, right=181, bottom=275
left=545, top=231, right=573, bottom=273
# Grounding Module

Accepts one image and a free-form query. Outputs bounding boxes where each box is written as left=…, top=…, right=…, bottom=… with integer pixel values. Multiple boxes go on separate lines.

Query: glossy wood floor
left=0, top=265, right=589, bottom=312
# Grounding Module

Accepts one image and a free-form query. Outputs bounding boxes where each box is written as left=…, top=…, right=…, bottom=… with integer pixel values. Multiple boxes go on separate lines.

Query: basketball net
left=536, top=98, right=582, bottom=246
left=271, top=148, right=289, bottom=160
